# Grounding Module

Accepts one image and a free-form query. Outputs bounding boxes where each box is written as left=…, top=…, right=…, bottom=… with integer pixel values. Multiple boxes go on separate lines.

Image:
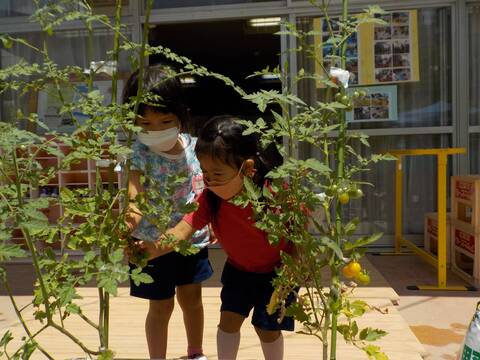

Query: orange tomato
left=343, top=261, right=361, bottom=278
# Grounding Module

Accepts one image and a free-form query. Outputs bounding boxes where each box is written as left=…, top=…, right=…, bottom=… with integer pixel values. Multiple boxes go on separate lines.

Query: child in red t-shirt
left=142, top=115, right=294, bottom=360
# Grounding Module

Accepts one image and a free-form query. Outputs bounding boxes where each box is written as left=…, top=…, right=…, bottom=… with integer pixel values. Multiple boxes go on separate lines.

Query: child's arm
left=140, top=190, right=210, bottom=259
left=126, top=170, right=144, bottom=230
left=142, top=220, right=196, bottom=259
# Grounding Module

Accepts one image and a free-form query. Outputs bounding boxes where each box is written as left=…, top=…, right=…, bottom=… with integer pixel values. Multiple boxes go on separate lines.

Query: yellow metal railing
left=387, top=147, right=474, bottom=291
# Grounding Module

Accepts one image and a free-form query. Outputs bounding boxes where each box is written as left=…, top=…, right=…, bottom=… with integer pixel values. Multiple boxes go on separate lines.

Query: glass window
left=296, top=7, right=453, bottom=239
left=151, top=0, right=280, bottom=8
left=468, top=4, right=479, bottom=174
left=304, top=134, right=451, bottom=238
left=0, top=1, right=82, bottom=18
left=297, top=7, right=452, bottom=130
left=469, top=4, right=480, bottom=126
left=0, top=29, right=131, bottom=69
left=0, top=28, right=131, bottom=130
left=0, top=1, right=38, bottom=17
left=470, top=134, right=480, bottom=174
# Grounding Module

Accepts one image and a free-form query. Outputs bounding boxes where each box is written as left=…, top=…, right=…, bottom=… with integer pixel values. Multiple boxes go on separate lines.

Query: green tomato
left=335, top=92, right=343, bottom=102
left=353, top=91, right=360, bottom=98
left=355, top=271, right=371, bottom=285
left=348, top=186, right=363, bottom=199
left=354, top=188, right=364, bottom=198
left=341, top=95, right=350, bottom=105
left=359, top=90, right=367, bottom=97
left=326, top=184, right=338, bottom=196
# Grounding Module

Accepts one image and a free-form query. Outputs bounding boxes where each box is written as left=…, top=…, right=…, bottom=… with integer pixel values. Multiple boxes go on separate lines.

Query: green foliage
left=0, top=331, right=38, bottom=360
left=0, top=0, right=392, bottom=358
left=237, top=1, right=393, bottom=359
left=0, top=0, right=229, bottom=357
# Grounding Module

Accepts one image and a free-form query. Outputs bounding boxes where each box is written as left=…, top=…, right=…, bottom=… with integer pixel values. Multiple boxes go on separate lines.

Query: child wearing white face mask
left=142, top=115, right=296, bottom=360
left=123, top=65, right=212, bottom=360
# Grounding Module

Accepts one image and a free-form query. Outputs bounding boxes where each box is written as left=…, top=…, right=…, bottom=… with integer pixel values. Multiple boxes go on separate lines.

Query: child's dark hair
left=195, top=115, right=272, bottom=221
left=122, top=64, right=190, bottom=129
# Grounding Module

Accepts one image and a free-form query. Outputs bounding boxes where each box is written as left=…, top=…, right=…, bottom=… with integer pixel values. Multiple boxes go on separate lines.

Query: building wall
left=0, top=0, right=478, bottom=246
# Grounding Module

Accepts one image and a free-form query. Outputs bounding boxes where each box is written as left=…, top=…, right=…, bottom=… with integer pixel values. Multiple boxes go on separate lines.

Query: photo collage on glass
left=373, top=12, right=412, bottom=83
left=352, top=90, right=390, bottom=121
left=322, top=17, right=359, bottom=85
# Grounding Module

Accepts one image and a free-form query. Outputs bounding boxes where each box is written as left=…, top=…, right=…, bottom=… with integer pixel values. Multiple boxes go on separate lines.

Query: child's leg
left=177, top=283, right=204, bottom=357
left=254, top=328, right=283, bottom=360
left=146, top=298, right=175, bottom=359
left=217, top=310, right=246, bottom=360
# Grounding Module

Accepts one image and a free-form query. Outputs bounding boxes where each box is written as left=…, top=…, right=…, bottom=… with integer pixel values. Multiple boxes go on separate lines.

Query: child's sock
left=260, top=333, right=284, bottom=360
left=216, top=327, right=240, bottom=360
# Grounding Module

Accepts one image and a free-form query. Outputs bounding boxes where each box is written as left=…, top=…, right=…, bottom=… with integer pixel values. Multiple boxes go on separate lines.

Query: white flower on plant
left=329, top=67, right=350, bottom=88
left=84, top=60, right=117, bottom=76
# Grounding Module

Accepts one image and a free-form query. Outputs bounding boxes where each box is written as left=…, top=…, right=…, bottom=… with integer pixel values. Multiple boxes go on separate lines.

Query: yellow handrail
left=386, top=147, right=472, bottom=291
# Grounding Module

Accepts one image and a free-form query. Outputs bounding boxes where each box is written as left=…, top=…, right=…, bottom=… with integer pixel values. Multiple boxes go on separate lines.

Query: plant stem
left=103, top=291, right=110, bottom=349
left=11, top=150, right=51, bottom=319
left=78, top=311, right=100, bottom=330
left=111, top=0, right=122, bottom=107
left=98, top=286, right=105, bottom=347
left=122, top=0, right=153, bottom=212
left=49, top=322, right=100, bottom=355
left=323, top=307, right=330, bottom=360
left=330, top=1, right=348, bottom=359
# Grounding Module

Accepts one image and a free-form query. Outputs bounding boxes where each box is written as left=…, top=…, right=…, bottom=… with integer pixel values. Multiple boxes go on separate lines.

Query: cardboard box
left=424, top=212, right=451, bottom=266
left=451, top=220, right=480, bottom=286
left=451, top=176, right=480, bottom=231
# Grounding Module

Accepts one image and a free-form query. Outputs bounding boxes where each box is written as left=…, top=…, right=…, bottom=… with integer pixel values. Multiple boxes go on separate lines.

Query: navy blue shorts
left=220, top=262, right=295, bottom=331
left=129, top=247, right=213, bottom=300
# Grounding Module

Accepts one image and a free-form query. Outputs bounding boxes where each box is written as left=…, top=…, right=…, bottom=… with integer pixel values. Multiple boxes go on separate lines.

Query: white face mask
left=137, top=127, right=180, bottom=153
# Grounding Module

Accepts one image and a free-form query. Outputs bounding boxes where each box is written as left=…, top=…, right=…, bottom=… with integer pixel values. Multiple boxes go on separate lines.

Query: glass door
left=148, top=18, right=282, bottom=134
left=468, top=2, right=480, bottom=173
left=295, top=7, right=453, bottom=246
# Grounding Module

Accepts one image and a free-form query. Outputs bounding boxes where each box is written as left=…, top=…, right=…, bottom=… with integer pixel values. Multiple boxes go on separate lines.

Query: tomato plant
left=237, top=1, right=394, bottom=359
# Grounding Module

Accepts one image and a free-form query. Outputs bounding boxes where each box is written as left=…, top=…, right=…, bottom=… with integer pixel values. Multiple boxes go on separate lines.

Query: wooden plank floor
left=0, top=250, right=424, bottom=360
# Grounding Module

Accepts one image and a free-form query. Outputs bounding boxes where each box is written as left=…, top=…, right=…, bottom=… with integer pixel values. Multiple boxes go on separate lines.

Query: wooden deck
left=0, top=250, right=425, bottom=359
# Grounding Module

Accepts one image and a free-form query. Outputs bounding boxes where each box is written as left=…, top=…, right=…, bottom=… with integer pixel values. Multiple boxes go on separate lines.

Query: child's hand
left=139, top=239, right=172, bottom=260
left=208, top=224, right=218, bottom=245
left=125, top=238, right=149, bottom=268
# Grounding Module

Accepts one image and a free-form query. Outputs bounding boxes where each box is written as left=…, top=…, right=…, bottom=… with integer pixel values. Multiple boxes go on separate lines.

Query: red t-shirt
left=183, top=191, right=292, bottom=273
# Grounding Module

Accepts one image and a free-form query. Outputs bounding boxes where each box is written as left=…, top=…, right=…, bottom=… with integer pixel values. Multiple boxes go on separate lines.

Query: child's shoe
left=188, top=355, right=207, bottom=360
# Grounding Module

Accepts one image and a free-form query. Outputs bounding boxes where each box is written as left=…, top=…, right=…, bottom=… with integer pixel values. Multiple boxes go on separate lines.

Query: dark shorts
left=129, top=247, right=213, bottom=300
left=220, top=261, right=296, bottom=331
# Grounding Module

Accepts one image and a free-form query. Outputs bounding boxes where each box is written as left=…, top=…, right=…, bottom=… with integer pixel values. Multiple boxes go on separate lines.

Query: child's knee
left=177, top=284, right=203, bottom=310
left=148, top=298, right=175, bottom=319
left=254, top=327, right=281, bottom=343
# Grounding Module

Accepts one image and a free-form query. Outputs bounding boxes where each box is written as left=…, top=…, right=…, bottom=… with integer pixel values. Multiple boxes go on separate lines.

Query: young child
left=123, top=65, right=212, bottom=360
left=143, top=115, right=294, bottom=360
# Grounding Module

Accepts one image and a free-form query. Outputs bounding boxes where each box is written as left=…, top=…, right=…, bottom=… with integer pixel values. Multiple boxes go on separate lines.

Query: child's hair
left=195, top=115, right=273, bottom=220
left=122, top=64, right=190, bottom=129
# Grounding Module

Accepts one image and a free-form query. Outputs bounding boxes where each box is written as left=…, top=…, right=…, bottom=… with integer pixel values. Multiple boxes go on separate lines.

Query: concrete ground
left=1, top=251, right=478, bottom=359
left=367, top=253, right=480, bottom=360
left=1, top=250, right=425, bottom=360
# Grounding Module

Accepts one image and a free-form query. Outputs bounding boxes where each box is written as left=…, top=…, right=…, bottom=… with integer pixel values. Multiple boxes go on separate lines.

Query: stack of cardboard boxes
left=450, top=176, right=480, bottom=286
